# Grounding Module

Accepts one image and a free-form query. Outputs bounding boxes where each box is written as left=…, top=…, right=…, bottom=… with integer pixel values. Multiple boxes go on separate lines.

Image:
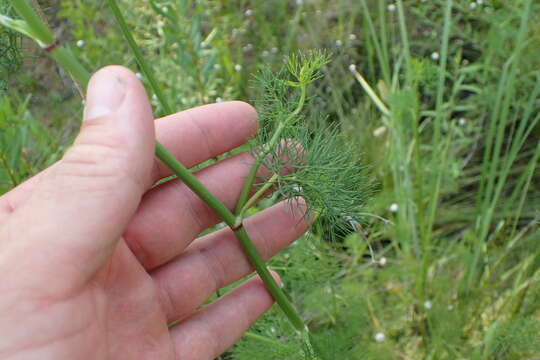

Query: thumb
left=9, top=66, right=155, bottom=288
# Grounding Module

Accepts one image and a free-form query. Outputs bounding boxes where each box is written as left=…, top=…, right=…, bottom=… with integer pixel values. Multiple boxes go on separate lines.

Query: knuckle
left=58, top=130, right=140, bottom=194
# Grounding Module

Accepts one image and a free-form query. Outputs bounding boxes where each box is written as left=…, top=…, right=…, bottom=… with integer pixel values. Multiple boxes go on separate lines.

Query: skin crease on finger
left=0, top=66, right=306, bottom=359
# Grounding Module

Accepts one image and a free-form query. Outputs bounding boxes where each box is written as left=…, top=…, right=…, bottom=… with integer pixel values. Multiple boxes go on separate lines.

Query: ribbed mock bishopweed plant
left=1, top=1, right=368, bottom=358
left=247, top=53, right=369, bottom=239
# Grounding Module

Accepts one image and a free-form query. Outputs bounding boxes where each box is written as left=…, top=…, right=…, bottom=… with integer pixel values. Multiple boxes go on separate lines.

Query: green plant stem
left=238, top=173, right=279, bottom=219
left=235, top=227, right=305, bottom=330
left=6, top=0, right=90, bottom=88
left=9, top=0, right=53, bottom=45
left=155, top=143, right=236, bottom=226
left=235, top=83, right=307, bottom=214
left=105, top=0, right=173, bottom=115
left=157, top=145, right=306, bottom=330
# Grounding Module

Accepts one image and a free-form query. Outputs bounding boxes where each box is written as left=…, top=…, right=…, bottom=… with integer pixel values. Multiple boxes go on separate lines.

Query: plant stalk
left=105, top=0, right=173, bottom=115
left=238, top=173, right=279, bottom=219
left=235, top=83, right=307, bottom=214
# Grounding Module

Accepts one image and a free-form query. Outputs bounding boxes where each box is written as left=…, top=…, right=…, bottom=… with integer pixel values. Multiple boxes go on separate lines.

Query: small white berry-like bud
left=213, top=63, right=221, bottom=70
left=348, top=33, right=357, bottom=41
left=244, top=9, right=253, bottom=16
left=379, top=257, right=387, bottom=266
left=374, top=332, right=385, bottom=342
left=389, top=203, right=398, bottom=213
left=152, top=94, right=157, bottom=101
left=424, top=300, right=433, bottom=310
left=348, top=64, right=356, bottom=72
left=431, top=52, right=440, bottom=61
left=469, top=2, right=477, bottom=9
left=335, top=39, right=343, bottom=47
left=262, top=50, right=270, bottom=57
left=215, top=97, right=223, bottom=103
left=234, top=64, right=243, bottom=71
left=135, top=72, right=143, bottom=79
left=387, top=4, right=396, bottom=12
left=76, top=39, right=85, bottom=47
left=458, top=118, right=466, bottom=126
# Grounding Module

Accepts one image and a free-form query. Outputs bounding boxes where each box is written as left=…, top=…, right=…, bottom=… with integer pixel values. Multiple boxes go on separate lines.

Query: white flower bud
left=374, top=332, right=385, bottom=342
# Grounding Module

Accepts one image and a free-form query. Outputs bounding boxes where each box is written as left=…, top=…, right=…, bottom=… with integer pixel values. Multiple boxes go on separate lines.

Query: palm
left=47, top=241, right=174, bottom=359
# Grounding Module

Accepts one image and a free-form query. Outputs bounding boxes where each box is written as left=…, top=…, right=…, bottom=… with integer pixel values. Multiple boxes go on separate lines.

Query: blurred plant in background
left=0, top=1, right=21, bottom=94
left=1, top=0, right=540, bottom=358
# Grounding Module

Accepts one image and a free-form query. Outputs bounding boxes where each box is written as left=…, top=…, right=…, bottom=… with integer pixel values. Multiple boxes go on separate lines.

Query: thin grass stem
left=105, top=0, right=173, bottom=115
left=350, top=68, right=390, bottom=117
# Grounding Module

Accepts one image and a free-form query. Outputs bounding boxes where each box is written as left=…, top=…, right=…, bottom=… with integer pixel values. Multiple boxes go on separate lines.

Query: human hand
left=0, top=66, right=307, bottom=359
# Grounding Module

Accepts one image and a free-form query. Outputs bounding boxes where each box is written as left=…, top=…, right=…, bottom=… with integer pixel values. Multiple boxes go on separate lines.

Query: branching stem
left=238, top=173, right=279, bottom=219
left=235, top=83, right=307, bottom=214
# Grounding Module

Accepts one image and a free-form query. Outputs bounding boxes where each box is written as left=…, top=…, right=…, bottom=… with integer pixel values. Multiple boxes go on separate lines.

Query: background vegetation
left=1, top=0, right=539, bottom=358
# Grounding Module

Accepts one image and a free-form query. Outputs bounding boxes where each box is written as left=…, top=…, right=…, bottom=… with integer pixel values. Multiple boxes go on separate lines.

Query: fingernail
left=83, top=69, right=126, bottom=121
